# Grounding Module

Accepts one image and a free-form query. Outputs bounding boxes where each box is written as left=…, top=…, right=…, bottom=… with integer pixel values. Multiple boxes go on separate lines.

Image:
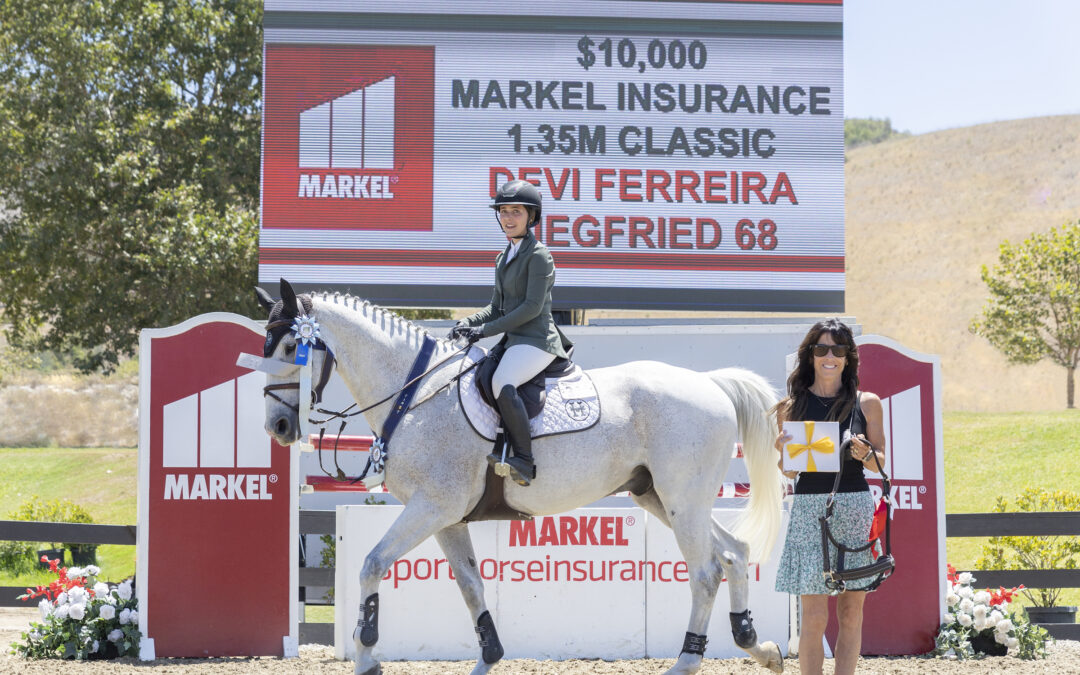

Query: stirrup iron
left=493, top=435, right=511, bottom=477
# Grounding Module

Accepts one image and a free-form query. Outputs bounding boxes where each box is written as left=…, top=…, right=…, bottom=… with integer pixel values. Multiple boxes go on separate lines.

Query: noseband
left=262, top=345, right=337, bottom=411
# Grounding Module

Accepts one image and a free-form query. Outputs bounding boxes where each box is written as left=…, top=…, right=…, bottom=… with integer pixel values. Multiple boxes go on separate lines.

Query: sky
left=844, top=0, right=1080, bottom=135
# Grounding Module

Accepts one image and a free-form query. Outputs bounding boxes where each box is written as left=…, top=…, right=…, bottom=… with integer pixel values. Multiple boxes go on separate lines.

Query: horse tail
left=707, top=368, right=784, bottom=564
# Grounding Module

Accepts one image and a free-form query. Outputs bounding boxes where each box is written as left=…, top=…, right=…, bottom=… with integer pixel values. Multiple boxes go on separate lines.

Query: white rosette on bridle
left=291, top=315, right=320, bottom=439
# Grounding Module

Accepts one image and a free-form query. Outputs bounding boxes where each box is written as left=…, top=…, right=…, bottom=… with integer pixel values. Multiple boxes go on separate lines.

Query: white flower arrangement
left=9, top=556, right=140, bottom=660
left=933, top=563, right=1050, bottom=660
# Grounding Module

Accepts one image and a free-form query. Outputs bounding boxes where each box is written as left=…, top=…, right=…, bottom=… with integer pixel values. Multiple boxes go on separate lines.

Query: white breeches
left=492, top=344, right=556, bottom=393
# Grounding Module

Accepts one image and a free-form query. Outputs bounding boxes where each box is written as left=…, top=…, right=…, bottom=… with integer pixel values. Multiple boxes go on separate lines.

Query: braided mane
left=313, top=292, right=456, bottom=353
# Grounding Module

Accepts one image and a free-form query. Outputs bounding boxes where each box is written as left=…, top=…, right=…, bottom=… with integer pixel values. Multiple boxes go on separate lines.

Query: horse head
left=254, top=279, right=334, bottom=446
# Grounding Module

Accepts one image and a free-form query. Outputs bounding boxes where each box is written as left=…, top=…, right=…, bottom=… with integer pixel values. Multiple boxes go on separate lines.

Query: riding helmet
left=491, top=180, right=542, bottom=228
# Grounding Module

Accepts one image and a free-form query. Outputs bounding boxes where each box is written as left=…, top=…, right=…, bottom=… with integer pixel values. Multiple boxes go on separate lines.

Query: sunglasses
left=811, top=344, right=849, bottom=358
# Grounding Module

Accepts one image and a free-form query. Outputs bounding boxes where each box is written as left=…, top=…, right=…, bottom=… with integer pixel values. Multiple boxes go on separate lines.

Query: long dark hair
left=777, top=318, right=860, bottom=423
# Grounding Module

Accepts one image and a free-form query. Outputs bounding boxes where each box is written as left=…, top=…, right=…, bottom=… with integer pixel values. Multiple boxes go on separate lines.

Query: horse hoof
left=356, top=665, right=382, bottom=675
left=765, top=641, right=783, bottom=673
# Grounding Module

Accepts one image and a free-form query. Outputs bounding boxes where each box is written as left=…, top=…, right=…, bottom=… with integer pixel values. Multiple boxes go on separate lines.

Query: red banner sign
left=137, top=314, right=297, bottom=658
left=823, top=336, right=945, bottom=654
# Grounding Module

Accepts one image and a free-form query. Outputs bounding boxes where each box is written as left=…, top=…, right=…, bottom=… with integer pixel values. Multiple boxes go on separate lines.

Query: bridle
left=262, top=319, right=338, bottom=412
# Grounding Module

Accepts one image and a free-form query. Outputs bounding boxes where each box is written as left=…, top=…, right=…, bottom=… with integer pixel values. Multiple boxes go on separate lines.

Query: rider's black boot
left=495, top=384, right=535, bottom=486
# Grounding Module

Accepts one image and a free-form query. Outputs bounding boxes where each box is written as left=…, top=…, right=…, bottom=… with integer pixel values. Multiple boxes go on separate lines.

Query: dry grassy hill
left=586, top=115, right=1080, bottom=412
left=846, top=114, right=1080, bottom=411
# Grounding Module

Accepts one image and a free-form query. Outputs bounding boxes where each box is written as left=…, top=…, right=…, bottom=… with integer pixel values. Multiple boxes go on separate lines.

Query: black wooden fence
left=4, top=511, right=1080, bottom=644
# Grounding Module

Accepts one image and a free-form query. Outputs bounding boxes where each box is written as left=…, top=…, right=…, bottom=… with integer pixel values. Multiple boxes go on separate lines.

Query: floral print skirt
left=775, top=491, right=878, bottom=596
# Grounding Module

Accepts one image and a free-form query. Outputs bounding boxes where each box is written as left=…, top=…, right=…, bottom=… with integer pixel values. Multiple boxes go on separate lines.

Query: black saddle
left=476, top=345, right=576, bottom=419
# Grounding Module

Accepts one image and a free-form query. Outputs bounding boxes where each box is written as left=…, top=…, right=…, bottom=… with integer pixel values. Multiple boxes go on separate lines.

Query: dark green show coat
left=463, top=231, right=572, bottom=359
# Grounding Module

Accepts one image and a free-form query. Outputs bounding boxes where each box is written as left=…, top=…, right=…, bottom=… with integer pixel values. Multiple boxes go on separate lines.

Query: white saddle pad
left=458, top=346, right=601, bottom=441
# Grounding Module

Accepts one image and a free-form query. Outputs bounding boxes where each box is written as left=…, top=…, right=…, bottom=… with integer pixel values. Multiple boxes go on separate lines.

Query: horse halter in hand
left=818, top=394, right=895, bottom=593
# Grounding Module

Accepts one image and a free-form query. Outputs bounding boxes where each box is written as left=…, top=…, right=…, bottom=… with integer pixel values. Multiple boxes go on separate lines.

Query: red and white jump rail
left=301, top=437, right=780, bottom=497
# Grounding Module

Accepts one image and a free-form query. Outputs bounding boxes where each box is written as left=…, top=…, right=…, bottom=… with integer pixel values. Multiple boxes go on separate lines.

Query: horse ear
left=255, top=286, right=275, bottom=312
left=279, top=278, right=300, bottom=315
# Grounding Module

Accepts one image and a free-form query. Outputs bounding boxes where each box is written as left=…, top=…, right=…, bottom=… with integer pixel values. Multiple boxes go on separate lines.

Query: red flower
left=988, top=584, right=1025, bottom=607
left=17, top=559, right=88, bottom=602
left=946, top=563, right=957, bottom=583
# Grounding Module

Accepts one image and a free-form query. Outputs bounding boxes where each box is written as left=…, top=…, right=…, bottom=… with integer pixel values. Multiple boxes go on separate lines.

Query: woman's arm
left=462, top=258, right=504, bottom=326
left=480, top=251, right=553, bottom=336
left=851, top=392, right=887, bottom=474
left=774, top=403, right=798, bottom=480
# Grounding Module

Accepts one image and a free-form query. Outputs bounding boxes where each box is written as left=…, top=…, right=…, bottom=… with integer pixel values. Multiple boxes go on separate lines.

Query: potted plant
left=934, top=564, right=1051, bottom=659
left=13, top=557, right=141, bottom=660
left=975, top=487, right=1080, bottom=625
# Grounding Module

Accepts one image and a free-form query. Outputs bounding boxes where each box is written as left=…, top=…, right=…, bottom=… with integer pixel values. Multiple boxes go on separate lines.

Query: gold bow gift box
left=782, top=420, right=841, bottom=473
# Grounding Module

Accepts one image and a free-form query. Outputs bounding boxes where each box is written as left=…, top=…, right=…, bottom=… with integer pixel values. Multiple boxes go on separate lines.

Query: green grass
left=943, top=410, right=1080, bottom=611
left=3, top=410, right=1080, bottom=613
left=306, top=605, right=334, bottom=623
left=0, top=447, right=137, bottom=586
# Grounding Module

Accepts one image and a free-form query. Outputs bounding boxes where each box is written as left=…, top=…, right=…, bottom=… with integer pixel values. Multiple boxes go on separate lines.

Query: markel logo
left=261, top=44, right=434, bottom=230
left=298, top=76, right=396, bottom=200
left=871, top=385, right=926, bottom=512
left=161, top=372, right=275, bottom=501
left=509, top=515, right=633, bottom=547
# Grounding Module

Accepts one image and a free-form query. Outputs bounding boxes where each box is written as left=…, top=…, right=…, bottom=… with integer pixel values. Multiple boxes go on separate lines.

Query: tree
left=0, top=0, right=262, bottom=371
left=970, top=222, right=1080, bottom=408
left=844, top=117, right=909, bottom=150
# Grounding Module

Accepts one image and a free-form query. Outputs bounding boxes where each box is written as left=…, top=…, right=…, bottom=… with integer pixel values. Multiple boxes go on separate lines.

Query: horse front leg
left=353, top=500, right=456, bottom=675
left=715, top=522, right=784, bottom=673
left=434, top=523, right=503, bottom=675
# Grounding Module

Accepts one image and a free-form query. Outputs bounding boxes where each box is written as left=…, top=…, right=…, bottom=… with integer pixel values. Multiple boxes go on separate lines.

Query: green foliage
left=0, top=539, right=35, bottom=576
left=975, top=487, right=1080, bottom=607
left=1010, top=618, right=1053, bottom=660
left=0, top=343, right=42, bottom=385
left=318, top=533, right=335, bottom=604
left=7, top=496, right=96, bottom=551
left=0, top=0, right=263, bottom=372
left=844, top=117, right=909, bottom=149
left=970, top=222, right=1080, bottom=408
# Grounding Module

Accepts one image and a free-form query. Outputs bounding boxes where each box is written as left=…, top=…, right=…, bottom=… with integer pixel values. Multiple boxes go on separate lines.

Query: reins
left=819, top=393, right=896, bottom=593
left=262, top=338, right=473, bottom=423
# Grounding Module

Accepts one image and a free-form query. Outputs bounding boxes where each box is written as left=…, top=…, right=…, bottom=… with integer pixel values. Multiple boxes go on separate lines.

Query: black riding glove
left=461, top=326, right=484, bottom=344
left=446, top=321, right=468, bottom=340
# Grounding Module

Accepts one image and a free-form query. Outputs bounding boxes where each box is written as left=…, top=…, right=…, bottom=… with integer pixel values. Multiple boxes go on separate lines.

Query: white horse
left=253, top=280, right=786, bottom=675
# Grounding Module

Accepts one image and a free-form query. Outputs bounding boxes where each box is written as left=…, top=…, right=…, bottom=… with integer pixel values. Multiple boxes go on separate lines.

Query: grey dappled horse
left=254, top=281, right=786, bottom=675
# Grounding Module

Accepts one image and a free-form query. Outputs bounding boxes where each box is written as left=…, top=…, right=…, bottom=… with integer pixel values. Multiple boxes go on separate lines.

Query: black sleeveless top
left=793, top=394, right=870, bottom=495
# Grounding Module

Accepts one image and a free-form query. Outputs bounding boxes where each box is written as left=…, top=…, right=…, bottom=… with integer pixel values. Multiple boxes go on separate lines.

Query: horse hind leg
left=434, top=523, right=504, bottom=675
left=714, top=520, right=783, bottom=673
left=353, top=500, right=459, bottom=675
left=646, top=500, right=725, bottom=675
left=636, top=481, right=783, bottom=674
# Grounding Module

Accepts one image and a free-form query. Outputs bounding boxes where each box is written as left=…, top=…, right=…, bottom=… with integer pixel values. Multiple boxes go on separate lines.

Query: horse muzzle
left=268, top=414, right=300, bottom=446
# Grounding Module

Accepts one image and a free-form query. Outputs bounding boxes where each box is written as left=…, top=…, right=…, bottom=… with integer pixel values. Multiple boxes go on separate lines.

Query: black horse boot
left=496, top=384, right=535, bottom=486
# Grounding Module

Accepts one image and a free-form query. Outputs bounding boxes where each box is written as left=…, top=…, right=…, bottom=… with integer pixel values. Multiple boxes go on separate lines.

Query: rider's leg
left=490, top=345, right=554, bottom=486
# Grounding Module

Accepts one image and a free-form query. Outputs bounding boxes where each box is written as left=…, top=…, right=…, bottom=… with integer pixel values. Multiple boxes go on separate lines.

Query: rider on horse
left=449, top=180, right=573, bottom=487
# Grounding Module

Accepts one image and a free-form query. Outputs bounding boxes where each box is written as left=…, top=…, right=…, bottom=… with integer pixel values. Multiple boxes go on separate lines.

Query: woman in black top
left=772, top=319, right=886, bottom=675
